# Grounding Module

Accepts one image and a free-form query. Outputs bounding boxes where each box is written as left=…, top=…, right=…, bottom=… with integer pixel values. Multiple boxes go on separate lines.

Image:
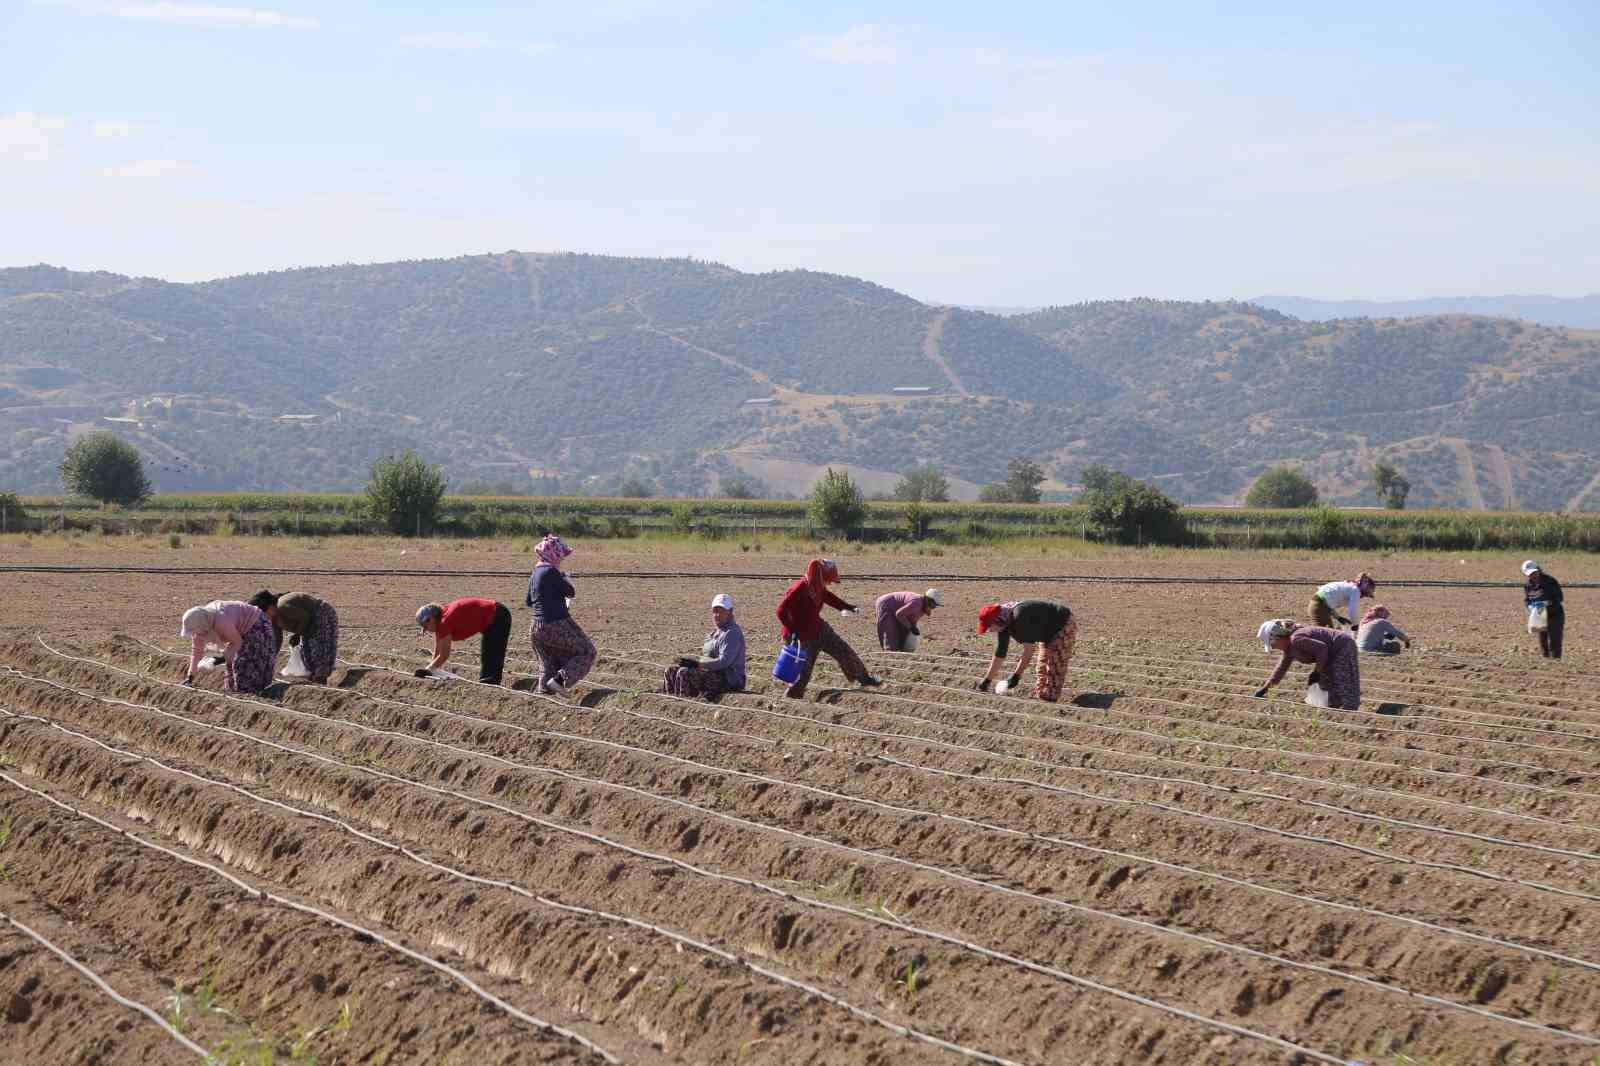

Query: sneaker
left=544, top=675, right=570, bottom=696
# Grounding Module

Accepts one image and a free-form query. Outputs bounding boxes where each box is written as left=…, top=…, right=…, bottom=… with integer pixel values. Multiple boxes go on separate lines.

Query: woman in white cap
left=663, top=593, right=746, bottom=699
left=874, top=588, right=944, bottom=652
left=181, top=599, right=275, bottom=693
left=1522, top=560, right=1565, bottom=659
left=1253, top=618, right=1361, bottom=709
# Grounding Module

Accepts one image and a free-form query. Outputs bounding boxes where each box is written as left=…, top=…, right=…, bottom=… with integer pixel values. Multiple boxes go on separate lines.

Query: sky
left=2, top=0, right=1597, bottom=304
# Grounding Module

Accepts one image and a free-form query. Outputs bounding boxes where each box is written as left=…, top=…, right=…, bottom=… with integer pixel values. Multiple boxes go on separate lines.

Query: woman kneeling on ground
left=250, top=589, right=339, bottom=682
left=415, top=597, right=512, bottom=684
left=1254, top=619, right=1361, bottom=710
left=1310, top=572, right=1375, bottom=629
left=1355, top=604, right=1410, bottom=654
left=776, top=559, right=881, bottom=699
left=875, top=588, right=944, bottom=651
left=975, top=600, right=1077, bottom=702
left=527, top=534, right=596, bottom=696
left=181, top=599, right=276, bottom=694
left=664, top=593, right=746, bottom=699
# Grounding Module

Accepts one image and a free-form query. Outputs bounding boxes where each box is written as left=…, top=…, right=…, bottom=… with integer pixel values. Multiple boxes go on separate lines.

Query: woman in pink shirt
left=181, top=600, right=276, bottom=693
left=874, top=588, right=944, bottom=651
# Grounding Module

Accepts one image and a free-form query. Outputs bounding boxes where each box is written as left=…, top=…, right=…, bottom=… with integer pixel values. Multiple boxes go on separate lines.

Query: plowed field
left=0, top=539, right=1594, bottom=1064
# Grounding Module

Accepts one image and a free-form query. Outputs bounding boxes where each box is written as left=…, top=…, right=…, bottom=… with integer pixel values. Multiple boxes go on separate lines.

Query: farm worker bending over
left=526, top=534, right=596, bottom=696
left=416, top=597, right=512, bottom=684
left=250, top=589, right=339, bottom=683
left=663, top=593, right=746, bottom=699
left=181, top=600, right=276, bottom=694
left=1355, top=604, right=1410, bottom=655
left=1523, top=559, right=1565, bottom=660
left=975, top=600, right=1077, bottom=703
left=1254, top=619, right=1361, bottom=710
left=776, top=558, right=882, bottom=699
left=1309, top=573, right=1374, bottom=629
left=875, top=588, right=944, bottom=652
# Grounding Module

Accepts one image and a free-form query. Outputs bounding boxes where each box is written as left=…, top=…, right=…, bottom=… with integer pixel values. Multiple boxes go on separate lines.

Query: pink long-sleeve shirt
left=187, top=600, right=263, bottom=679
left=875, top=591, right=929, bottom=627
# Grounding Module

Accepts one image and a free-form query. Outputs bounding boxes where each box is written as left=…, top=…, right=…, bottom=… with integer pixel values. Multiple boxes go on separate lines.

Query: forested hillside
left=2, top=254, right=1597, bottom=509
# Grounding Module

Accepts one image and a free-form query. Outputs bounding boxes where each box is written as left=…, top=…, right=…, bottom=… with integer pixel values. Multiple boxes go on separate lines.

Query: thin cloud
left=90, top=119, right=157, bottom=138
left=397, top=32, right=552, bottom=55
left=97, top=158, right=210, bottom=179
left=0, top=112, right=70, bottom=165
left=805, top=24, right=900, bottom=65
left=407, top=172, right=461, bottom=189
left=54, top=1, right=318, bottom=29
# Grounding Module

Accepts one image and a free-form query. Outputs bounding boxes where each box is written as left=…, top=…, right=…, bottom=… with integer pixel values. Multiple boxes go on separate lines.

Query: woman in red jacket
left=776, top=558, right=882, bottom=699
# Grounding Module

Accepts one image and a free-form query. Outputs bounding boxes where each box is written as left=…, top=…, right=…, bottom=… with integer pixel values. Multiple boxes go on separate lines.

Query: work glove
left=413, top=668, right=431, bottom=678
left=677, top=656, right=698, bottom=669
left=1306, top=670, right=1320, bottom=686
left=1335, top=616, right=1352, bottom=628
left=976, top=678, right=991, bottom=692
left=288, top=633, right=301, bottom=648
left=182, top=673, right=194, bottom=687
left=1251, top=686, right=1269, bottom=698
left=1006, top=672, right=1023, bottom=690
left=909, top=626, right=920, bottom=636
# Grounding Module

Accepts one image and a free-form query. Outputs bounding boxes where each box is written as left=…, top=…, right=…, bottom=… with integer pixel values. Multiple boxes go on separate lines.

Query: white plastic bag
left=282, top=643, right=310, bottom=678
left=1528, top=605, right=1549, bottom=632
left=902, top=631, right=920, bottom=652
left=1305, top=681, right=1331, bottom=708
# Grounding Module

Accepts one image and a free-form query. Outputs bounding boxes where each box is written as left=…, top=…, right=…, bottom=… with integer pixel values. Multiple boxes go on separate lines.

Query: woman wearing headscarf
left=527, top=533, right=595, bottom=695
left=1310, top=573, right=1375, bottom=629
left=875, top=588, right=944, bottom=652
left=1253, top=618, right=1361, bottom=710
left=249, top=589, right=339, bottom=683
left=775, top=558, right=881, bottom=699
left=664, top=593, right=746, bottom=699
left=1355, top=604, right=1410, bottom=654
left=1523, top=559, right=1565, bottom=659
left=975, top=600, right=1077, bottom=702
left=180, top=599, right=276, bottom=694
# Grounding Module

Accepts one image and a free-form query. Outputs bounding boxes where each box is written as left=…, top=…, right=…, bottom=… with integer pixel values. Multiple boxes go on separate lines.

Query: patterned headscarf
left=535, top=534, right=573, bottom=568
left=1360, top=604, right=1390, bottom=625
left=1257, top=617, right=1298, bottom=652
left=1354, top=572, right=1375, bottom=597
left=977, top=601, right=1018, bottom=634
left=802, top=559, right=840, bottom=604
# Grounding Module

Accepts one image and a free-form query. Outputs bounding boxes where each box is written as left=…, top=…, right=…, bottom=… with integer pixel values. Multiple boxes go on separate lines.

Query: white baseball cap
left=925, top=588, right=945, bottom=607
left=1521, top=559, right=1540, bottom=576
left=710, top=593, right=734, bottom=610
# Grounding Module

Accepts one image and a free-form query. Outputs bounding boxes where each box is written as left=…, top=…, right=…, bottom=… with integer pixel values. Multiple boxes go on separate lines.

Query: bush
left=893, top=465, right=950, bottom=503
left=0, top=491, right=24, bottom=532
left=605, top=515, right=638, bottom=538
left=59, top=432, right=151, bottom=506
left=1004, top=457, right=1046, bottom=504
left=670, top=501, right=696, bottom=534
left=977, top=483, right=1013, bottom=503
left=807, top=468, right=866, bottom=535
left=618, top=477, right=653, bottom=498
left=1245, top=466, right=1319, bottom=508
left=1374, top=461, right=1411, bottom=510
left=364, top=451, right=446, bottom=536
left=1083, top=479, right=1186, bottom=544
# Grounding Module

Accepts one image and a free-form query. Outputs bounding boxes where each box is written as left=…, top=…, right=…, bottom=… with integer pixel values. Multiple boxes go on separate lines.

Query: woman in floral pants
left=975, top=600, right=1078, bottom=702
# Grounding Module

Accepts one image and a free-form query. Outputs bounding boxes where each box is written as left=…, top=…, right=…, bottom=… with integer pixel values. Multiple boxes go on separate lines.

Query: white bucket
left=902, top=631, right=920, bottom=652
left=282, top=644, right=311, bottom=678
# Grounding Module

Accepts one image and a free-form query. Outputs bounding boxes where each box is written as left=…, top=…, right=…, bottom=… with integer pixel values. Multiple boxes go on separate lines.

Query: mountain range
left=1, top=254, right=1598, bottom=511
left=1250, top=294, right=1600, bottom=330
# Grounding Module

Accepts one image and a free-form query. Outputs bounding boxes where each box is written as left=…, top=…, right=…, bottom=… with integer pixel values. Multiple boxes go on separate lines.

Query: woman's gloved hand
left=677, top=656, right=698, bottom=668
left=1252, top=686, right=1269, bottom=698
left=1006, top=672, right=1023, bottom=690
left=975, top=678, right=991, bottom=692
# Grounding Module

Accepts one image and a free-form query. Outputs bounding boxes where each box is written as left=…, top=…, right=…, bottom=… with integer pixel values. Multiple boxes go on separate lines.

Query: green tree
left=59, top=431, right=151, bottom=506
left=1077, top=464, right=1136, bottom=495
left=977, top=482, right=1014, bottom=503
left=617, top=477, right=653, bottom=498
left=892, top=464, right=950, bottom=503
left=808, top=467, right=866, bottom=534
left=1245, top=466, right=1320, bottom=508
left=1004, top=457, right=1046, bottom=504
left=1082, top=478, right=1186, bottom=545
left=364, top=451, right=446, bottom=536
left=1373, top=461, right=1411, bottom=510
left=721, top=477, right=758, bottom=499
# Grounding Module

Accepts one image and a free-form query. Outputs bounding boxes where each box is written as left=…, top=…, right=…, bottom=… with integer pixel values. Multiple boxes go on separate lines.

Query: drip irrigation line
left=2, top=562, right=1593, bottom=589
left=0, top=704, right=1024, bottom=1066
left=0, top=771, right=622, bottom=1065
left=12, top=648, right=1351, bottom=1064
left=586, top=652, right=1600, bottom=860
left=0, top=909, right=212, bottom=1060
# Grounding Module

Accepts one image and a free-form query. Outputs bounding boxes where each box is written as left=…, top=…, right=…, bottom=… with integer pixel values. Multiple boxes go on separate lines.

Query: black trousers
left=480, top=604, right=512, bottom=683
left=1537, top=605, right=1565, bottom=659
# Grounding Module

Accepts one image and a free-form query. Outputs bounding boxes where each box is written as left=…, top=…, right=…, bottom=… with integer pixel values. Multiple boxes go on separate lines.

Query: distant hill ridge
left=1252, top=293, right=1600, bottom=330
left=1, top=253, right=1597, bottom=510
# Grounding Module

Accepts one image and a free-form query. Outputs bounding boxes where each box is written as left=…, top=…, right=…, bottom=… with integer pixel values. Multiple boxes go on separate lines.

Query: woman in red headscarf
left=975, top=599, right=1077, bottom=702
left=775, top=558, right=881, bottom=699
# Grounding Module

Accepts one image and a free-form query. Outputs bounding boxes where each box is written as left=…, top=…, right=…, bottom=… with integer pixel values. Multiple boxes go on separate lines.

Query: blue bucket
left=772, top=643, right=808, bottom=684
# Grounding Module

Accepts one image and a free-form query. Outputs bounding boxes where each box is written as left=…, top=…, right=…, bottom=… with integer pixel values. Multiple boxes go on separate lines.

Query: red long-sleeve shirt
left=776, top=579, right=851, bottom=642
